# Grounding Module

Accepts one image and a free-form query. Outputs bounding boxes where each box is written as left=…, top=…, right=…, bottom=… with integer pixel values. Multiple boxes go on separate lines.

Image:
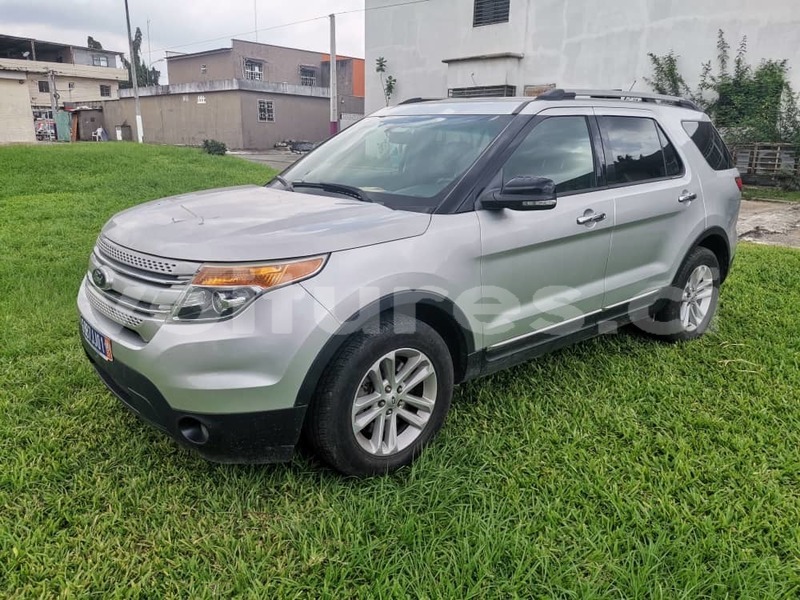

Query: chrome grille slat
left=87, top=237, right=201, bottom=340
left=86, top=285, right=145, bottom=328
left=88, top=282, right=171, bottom=317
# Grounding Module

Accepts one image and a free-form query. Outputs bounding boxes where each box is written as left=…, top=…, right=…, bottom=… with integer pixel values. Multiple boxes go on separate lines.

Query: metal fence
left=733, top=143, right=798, bottom=184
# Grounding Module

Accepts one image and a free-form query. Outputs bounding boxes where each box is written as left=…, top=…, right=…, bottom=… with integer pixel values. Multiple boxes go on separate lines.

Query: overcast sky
left=1, top=0, right=365, bottom=73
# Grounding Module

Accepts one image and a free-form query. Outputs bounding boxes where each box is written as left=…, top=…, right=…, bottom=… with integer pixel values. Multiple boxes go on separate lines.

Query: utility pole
left=124, top=0, right=144, bottom=143
left=254, top=0, right=258, bottom=42
left=329, top=13, right=338, bottom=136
left=47, top=70, right=59, bottom=141
left=146, top=18, right=152, bottom=85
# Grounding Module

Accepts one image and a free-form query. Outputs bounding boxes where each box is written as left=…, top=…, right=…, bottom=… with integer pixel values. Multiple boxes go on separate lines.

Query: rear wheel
left=306, top=314, right=454, bottom=476
left=636, top=246, right=721, bottom=342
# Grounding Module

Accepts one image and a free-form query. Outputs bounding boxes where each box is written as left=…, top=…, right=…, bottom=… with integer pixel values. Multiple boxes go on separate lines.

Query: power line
left=149, top=0, right=429, bottom=55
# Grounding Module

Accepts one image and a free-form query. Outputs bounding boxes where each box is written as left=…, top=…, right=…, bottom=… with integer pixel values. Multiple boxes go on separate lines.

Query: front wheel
left=305, top=314, right=454, bottom=476
left=636, top=246, right=721, bottom=342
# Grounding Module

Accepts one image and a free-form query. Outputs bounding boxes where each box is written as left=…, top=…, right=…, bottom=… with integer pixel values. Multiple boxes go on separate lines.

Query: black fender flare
left=293, top=290, right=476, bottom=410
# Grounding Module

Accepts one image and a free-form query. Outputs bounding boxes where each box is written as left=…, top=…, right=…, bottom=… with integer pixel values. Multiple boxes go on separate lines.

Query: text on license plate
left=81, top=317, right=113, bottom=361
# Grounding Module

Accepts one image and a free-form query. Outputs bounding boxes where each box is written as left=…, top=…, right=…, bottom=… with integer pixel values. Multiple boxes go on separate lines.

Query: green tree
left=647, top=30, right=800, bottom=148
left=375, top=57, right=397, bottom=106
left=120, top=27, right=160, bottom=88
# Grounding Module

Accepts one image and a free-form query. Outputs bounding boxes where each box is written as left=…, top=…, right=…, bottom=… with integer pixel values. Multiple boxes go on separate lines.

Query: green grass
left=742, top=185, right=800, bottom=202
left=2, top=144, right=800, bottom=597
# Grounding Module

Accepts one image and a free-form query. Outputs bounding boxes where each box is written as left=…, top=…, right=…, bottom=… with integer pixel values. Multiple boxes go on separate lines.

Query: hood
left=102, top=185, right=431, bottom=262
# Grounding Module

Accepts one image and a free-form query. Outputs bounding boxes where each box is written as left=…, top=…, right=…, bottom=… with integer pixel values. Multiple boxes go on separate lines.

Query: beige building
left=103, top=40, right=365, bottom=150
left=0, top=34, right=126, bottom=143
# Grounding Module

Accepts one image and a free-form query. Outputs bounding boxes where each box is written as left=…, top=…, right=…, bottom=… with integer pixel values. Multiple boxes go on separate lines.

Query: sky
left=0, top=0, right=366, bottom=76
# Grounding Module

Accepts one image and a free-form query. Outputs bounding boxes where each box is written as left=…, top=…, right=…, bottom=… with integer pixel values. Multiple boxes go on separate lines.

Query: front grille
left=87, top=237, right=200, bottom=341
left=98, top=236, right=178, bottom=274
left=87, top=286, right=145, bottom=328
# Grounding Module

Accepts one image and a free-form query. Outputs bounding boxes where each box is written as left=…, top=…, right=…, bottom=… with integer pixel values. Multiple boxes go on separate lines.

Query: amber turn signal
left=192, top=257, right=326, bottom=289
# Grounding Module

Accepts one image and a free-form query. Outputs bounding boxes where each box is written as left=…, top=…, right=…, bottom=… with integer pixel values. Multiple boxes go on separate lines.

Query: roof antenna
left=628, top=79, right=637, bottom=91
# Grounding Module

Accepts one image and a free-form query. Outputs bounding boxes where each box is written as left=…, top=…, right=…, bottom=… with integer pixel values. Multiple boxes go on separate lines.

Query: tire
left=636, top=246, right=721, bottom=342
left=305, top=314, right=454, bottom=476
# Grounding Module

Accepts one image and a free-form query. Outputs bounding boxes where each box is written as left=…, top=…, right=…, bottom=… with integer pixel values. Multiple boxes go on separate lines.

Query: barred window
left=258, top=99, right=274, bottom=122
left=300, top=66, right=317, bottom=87
left=245, top=60, right=263, bottom=81
left=99, top=85, right=111, bottom=97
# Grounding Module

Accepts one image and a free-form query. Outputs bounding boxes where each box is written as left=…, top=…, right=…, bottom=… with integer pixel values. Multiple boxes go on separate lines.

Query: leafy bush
left=647, top=31, right=800, bottom=150
left=775, top=170, right=800, bottom=192
left=202, top=139, right=227, bottom=156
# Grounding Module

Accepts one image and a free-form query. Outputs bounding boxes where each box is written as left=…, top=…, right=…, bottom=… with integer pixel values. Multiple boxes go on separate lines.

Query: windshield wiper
left=271, top=175, right=294, bottom=191
left=292, top=181, right=373, bottom=203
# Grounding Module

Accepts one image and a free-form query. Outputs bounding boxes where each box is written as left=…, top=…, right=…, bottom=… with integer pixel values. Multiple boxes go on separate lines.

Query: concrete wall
left=27, top=73, right=119, bottom=106
left=239, top=91, right=331, bottom=149
left=365, top=0, right=800, bottom=113
left=71, top=47, right=119, bottom=69
left=230, top=40, right=325, bottom=87
left=0, top=58, right=127, bottom=80
left=103, top=91, right=244, bottom=148
left=167, top=50, right=235, bottom=85
left=0, top=71, right=35, bottom=143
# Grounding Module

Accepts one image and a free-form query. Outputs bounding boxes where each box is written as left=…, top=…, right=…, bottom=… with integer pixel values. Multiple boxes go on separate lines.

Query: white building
left=365, top=0, right=800, bottom=113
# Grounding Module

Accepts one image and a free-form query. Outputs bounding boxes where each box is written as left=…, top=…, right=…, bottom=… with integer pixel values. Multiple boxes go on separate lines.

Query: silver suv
left=78, top=89, right=741, bottom=475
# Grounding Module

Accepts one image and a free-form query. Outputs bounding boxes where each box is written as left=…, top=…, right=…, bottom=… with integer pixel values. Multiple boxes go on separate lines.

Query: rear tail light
left=735, top=176, right=743, bottom=191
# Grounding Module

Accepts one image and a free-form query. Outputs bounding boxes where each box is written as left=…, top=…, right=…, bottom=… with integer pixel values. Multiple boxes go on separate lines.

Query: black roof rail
left=398, top=97, right=440, bottom=105
left=534, top=88, right=701, bottom=111
left=535, top=88, right=576, bottom=101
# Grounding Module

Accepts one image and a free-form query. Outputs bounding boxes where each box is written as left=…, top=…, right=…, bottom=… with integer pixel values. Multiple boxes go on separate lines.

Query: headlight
left=171, top=255, right=327, bottom=322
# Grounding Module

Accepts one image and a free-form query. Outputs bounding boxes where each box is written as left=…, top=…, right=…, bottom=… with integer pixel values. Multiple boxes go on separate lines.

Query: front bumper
left=77, top=277, right=340, bottom=463
left=82, top=336, right=304, bottom=462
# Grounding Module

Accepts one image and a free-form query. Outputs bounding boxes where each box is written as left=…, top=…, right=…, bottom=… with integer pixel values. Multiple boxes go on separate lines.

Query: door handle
left=678, top=191, right=698, bottom=204
left=576, top=212, right=607, bottom=225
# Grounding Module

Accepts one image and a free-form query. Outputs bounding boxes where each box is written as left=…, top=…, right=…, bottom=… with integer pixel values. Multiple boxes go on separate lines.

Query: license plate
left=81, top=317, right=113, bottom=361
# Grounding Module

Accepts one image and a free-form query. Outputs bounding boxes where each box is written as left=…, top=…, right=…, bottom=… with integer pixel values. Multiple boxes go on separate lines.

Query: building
left=0, top=34, right=126, bottom=143
left=103, top=40, right=365, bottom=150
left=365, top=0, right=800, bottom=113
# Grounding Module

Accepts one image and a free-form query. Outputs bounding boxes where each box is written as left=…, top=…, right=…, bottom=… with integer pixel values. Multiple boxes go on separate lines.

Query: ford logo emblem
left=91, top=267, right=113, bottom=290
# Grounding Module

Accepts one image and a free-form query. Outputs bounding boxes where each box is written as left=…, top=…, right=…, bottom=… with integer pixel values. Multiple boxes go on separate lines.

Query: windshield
left=279, top=114, right=511, bottom=211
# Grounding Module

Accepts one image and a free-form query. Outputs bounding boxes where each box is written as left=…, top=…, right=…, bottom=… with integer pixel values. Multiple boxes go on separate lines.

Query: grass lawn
left=2, top=143, right=800, bottom=597
left=742, top=185, right=800, bottom=202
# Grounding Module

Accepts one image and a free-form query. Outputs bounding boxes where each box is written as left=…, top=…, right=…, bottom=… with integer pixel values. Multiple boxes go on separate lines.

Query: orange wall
left=321, top=54, right=365, bottom=98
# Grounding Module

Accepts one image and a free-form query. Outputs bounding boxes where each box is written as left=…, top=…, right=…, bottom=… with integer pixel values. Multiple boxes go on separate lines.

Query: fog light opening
left=178, top=417, right=210, bottom=445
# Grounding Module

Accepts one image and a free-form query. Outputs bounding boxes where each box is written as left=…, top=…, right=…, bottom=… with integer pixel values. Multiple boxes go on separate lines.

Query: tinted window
left=502, top=116, right=596, bottom=194
left=657, top=124, right=683, bottom=177
left=601, top=117, right=668, bottom=185
left=683, top=121, right=735, bottom=171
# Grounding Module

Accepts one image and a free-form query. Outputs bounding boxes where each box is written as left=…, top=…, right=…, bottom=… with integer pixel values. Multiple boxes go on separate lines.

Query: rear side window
left=682, top=121, right=735, bottom=171
left=599, top=116, right=683, bottom=185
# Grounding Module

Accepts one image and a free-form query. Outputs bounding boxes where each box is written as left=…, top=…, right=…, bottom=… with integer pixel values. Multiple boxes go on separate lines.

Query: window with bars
left=244, top=60, right=263, bottom=81
left=99, top=85, right=111, bottom=97
left=92, top=55, right=109, bottom=67
left=448, top=85, right=516, bottom=98
left=299, top=66, right=317, bottom=87
left=38, top=80, right=50, bottom=93
left=258, top=99, right=275, bottom=122
left=473, top=0, right=510, bottom=27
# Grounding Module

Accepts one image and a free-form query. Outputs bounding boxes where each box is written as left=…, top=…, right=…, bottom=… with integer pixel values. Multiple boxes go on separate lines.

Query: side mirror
left=480, top=176, right=557, bottom=211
